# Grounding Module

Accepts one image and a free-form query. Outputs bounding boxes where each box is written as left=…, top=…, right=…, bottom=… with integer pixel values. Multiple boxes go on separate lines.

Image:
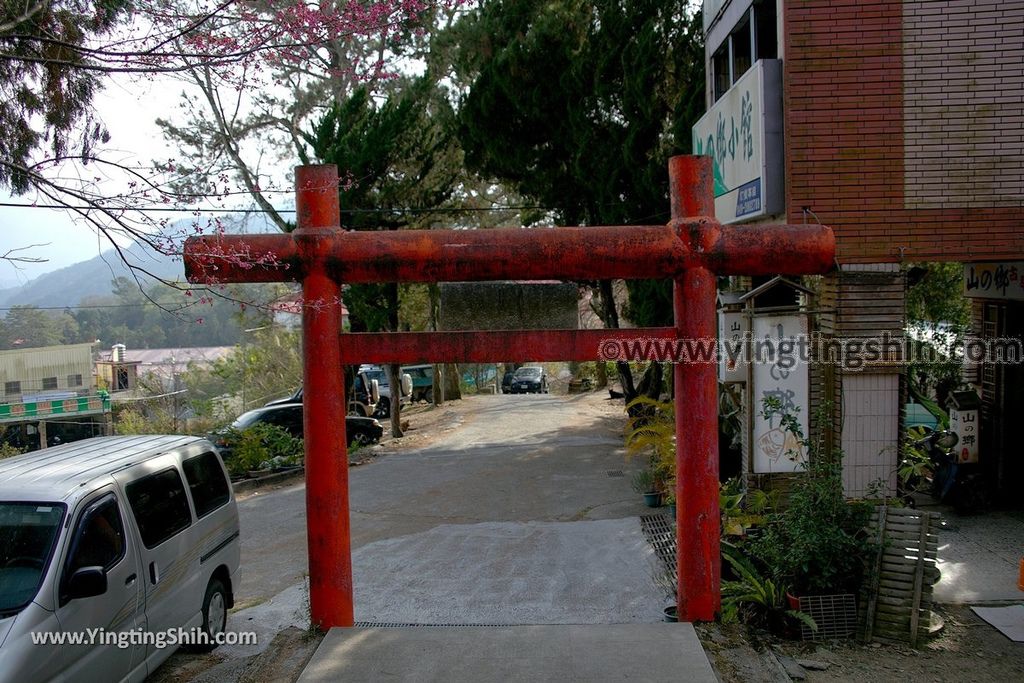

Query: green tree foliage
left=308, top=77, right=461, bottom=331
left=0, top=0, right=132, bottom=193
left=452, top=0, right=704, bottom=327
left=449, top=0, right=704, bottom=401
left=906, top=262, right=970, bottom=326
left=905, top=262, right=971, bottom=407
left=308, top=79, right=460, bottom=232
left=308, top=76, right=468, bottom=423
left=200, top=326, right=304, bottom=413
left=454, top=0, right=703, bottom=231
left=0, top=306, right=68, bottom=347
left=0, top=278, right=285, bottom=351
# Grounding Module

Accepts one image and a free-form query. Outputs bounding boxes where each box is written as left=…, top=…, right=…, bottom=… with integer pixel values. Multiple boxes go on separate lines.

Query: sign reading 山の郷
left=963, top=261, right=1024, bottom=301
left=691, top=59, right=784, bottom=224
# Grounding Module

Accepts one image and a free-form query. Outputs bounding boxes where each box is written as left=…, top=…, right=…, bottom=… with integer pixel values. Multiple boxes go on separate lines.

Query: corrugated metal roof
left=0, top=435, right=204, bottom=503
left=96, top=347, right=234, bottom=365
left=0, top=343, right=94, bottom=360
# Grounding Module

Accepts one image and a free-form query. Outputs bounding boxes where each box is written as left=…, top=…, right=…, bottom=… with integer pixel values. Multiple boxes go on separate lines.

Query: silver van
left=0, top=435, right=241, bottom=682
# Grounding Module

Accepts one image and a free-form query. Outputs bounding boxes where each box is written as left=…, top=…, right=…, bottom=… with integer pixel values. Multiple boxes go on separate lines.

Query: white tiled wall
left=840, top=373, right=900, bottom=497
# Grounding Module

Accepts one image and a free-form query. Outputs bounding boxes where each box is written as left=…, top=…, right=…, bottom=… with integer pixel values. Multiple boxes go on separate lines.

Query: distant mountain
left=0, top=212, right=282, bottom=311
left=0, top=251, right=183, bottom=309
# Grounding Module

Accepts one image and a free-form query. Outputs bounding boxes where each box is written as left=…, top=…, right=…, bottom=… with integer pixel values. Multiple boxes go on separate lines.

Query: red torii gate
left=184, top=156, right=834, bottom=628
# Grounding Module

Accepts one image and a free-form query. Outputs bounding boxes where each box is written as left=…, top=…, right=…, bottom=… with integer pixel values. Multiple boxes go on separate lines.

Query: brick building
left=699, top=0, right=1023, bottom=499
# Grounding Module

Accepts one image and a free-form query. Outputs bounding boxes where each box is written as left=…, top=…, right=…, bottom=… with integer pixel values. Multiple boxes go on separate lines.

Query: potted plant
left=624, top=396, right=676, bottom=508
left=631, top=469, right=663, bottom=507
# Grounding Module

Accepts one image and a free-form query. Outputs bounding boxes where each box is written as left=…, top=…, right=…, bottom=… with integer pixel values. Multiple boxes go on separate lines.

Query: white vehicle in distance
left=0, top=435, right=240, bottom=682
left=358, top=365, right=414, bottom=418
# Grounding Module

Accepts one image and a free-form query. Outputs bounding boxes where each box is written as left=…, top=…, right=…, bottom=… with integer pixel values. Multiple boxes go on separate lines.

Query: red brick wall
left=783, top=0, right=1024, bottom=264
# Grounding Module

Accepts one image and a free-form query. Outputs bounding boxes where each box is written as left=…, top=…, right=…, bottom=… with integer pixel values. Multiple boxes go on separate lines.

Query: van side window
left=66, top=496, right=125, bottom=574
left=125, top=468, right=192, bottom=549
left=183, top=452, right=230, bottom=518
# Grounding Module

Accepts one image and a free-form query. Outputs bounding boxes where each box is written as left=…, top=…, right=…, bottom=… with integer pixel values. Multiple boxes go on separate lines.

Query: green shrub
left=221, top=424, right=303, bottom=476
left=630, top=468, right=656, bottom=494
left=721, top=542, right=817, bottom=634
left=898, top=425, right=934, bottom=493
left=749, top=457, right=874, bottom=595
left=624, top=396, right=675, bottom=492
left=0, top=441, right=25, bottom=459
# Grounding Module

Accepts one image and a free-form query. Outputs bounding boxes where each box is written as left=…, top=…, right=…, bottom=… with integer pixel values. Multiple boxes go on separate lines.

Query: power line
left=0, top=201, right=549, bottom=215
left=0, top=303, right=183, bottom=311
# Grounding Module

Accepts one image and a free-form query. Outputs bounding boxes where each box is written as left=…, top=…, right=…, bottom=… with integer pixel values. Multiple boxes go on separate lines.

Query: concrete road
left=154, top=392, right=667, bottom=681
left=235, top=392, right=656, bottom=610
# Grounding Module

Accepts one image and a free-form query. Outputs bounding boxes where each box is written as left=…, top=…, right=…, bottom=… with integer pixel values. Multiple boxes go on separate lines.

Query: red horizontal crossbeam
left=181, top=159, right=839, bottom=631
left=183, top=221, right=834, bottom=285
left=338, top=328, right=677, bottom=365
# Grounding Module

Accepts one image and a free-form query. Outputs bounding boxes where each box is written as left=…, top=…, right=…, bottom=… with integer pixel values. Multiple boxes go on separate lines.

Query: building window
left=713, top=45, right=731, bottom=101
left=4, top=381, right=20, bottom=396
left=712, top=0, right=778, bottom=102
left=755, top=0, right=777, bottom=61
left=67, top=374, right=83, bottom=387
left=732, top=16, right=752, bottom=84
left=116, top=367, right=130, bottom=391
left=42, top=377, right=58, bottom=390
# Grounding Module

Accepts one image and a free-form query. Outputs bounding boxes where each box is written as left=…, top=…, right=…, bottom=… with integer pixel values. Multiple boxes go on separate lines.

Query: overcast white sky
left=0, top=73, right=185, bottom=287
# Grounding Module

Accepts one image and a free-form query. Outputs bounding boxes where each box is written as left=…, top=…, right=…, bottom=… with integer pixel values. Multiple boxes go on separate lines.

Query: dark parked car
left=213, top=403, right=383, bottom=458
left=509, top=366, right=548, bottom=394
left=265, top=371, right=380, bottom=417
left=501, top=370, right=514, bottom=393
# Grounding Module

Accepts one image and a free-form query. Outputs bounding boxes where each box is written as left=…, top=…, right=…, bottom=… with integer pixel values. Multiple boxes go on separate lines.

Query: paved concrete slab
left=351, top=519, right=667, bottom=625
left=931, top=509, right=1024, bottom=603
left=298, top=624, right=717, bottom=682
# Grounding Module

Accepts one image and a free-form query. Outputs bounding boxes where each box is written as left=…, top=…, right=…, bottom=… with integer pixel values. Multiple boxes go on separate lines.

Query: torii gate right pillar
left=670, top=156, right=720, bottom=621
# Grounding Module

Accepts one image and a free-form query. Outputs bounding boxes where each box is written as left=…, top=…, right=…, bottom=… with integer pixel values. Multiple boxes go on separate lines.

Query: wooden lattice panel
left=860, top=506, right=941, bottom=646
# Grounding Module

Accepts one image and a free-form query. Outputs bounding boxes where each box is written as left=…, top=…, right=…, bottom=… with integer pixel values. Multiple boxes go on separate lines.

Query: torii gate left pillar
left=184, top=157, right=835, bottom=628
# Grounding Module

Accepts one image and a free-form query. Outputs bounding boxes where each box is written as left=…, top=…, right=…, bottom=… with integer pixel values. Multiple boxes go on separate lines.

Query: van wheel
left=191, top=578, right=228, bottom=652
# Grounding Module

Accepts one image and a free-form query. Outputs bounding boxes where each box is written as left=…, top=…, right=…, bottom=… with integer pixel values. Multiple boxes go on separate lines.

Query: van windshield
left=0, top=502, right=65, bottom=616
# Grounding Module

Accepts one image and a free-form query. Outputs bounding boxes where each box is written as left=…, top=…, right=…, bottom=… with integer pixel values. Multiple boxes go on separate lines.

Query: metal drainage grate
left=354, top=622, right=514, bottom=628
left=639, top=513, right=677, bottom=575
left=606, top=469, right=624, bottom=478
left=797, top=594, right=858, bottom=642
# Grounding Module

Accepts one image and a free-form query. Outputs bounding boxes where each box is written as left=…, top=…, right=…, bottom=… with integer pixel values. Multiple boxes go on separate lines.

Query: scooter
left=914, top=429, right=986, bottom=514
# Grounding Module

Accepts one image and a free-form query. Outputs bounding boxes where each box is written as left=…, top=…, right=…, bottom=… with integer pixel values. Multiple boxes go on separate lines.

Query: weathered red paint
left=183, top=223, right=833, bottom=284
left=337, top=328, right=678, bottom=365
left=671, top=156, right=720, bottom=622
left=294, top=165, right=353, bottom=629
left=181, top=156, right=837, bottom=630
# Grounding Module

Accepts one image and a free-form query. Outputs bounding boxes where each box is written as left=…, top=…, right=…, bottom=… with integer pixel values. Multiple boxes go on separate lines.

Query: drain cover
left=640, top=513, right=677, bottom=574
left=606, top=469, right=624, bottom=477
left=354, top=622, right=513, bottom=628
